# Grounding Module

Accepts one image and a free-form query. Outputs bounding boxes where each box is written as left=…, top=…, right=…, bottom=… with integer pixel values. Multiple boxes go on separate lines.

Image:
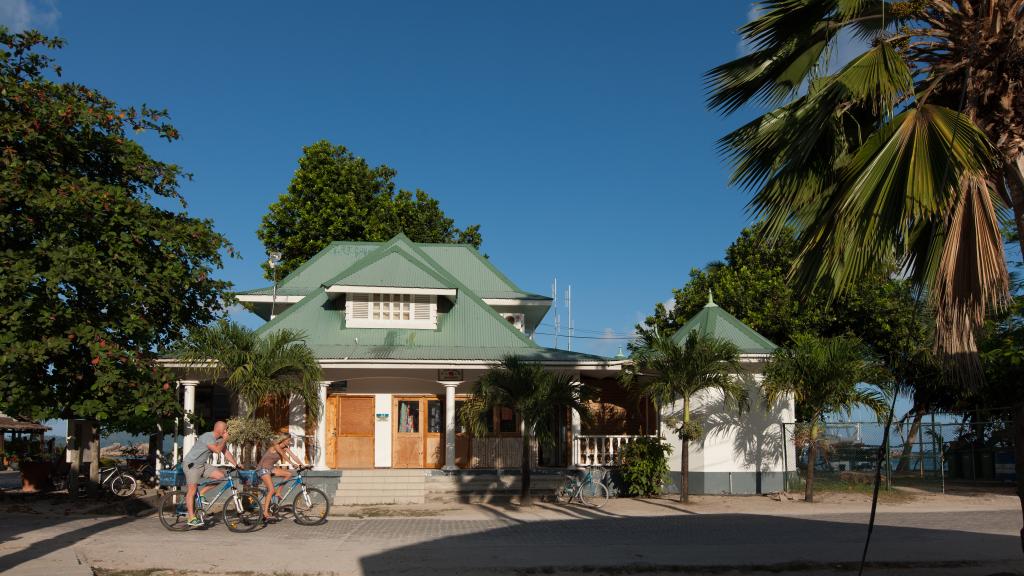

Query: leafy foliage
left=257, top=140, right=482, bottom=279
left=708, top=0, right=1024, bottom=375
left=0, top=30, right=234, bottom=432
left=623, top=330, right=745, bottom=502
left=618, top=436, right=672, bottom=498
left=174, top=320, right=322, bottom=421
left=460, top=355, right=593, bottom=503
left=225, top=416, right=276, bottom=447
left=762, top=333, right=888, bottom=502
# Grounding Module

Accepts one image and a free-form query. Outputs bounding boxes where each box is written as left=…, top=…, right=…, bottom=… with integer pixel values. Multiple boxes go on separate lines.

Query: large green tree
left=257, top=140, right=482, bottom=279
left=0, top=30, right=234, bottom=433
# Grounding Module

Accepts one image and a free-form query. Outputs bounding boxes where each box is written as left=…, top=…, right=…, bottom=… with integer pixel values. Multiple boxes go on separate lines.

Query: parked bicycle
left=158, top=467, right=261, bottom=532
left=55, top=464, right=138, bottom=497
left=556, top=464, right=610, bottom=507
left=248, top=465, right=329, bottom=525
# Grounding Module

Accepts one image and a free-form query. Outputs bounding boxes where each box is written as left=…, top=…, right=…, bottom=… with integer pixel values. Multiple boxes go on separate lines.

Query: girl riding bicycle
left=256, top=434, right=303, bottom=523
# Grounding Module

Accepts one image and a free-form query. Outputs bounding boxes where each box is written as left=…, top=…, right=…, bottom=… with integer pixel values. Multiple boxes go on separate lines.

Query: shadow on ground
left=360, top=512, right=1022, bottom=575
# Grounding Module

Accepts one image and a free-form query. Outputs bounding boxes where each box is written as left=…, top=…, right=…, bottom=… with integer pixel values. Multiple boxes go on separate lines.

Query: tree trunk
left=87, top=422, right=99, bottom=498
left=69, top=419, right=82, bottom=497
left=896, top=407, right=925, bottom=473
left=1014, top=402, right=1024, bottom=555
left=680, top=437, right=689, bottom=503
left=1008, top=158, right=1024, bottom=555
left=520, top=428, right=532, bottom=506
left=806, top=423, right=818, bottom=503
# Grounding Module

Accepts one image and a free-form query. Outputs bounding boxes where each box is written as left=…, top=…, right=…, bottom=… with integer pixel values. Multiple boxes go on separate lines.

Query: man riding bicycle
left=182, top=420, right=238, bottom=527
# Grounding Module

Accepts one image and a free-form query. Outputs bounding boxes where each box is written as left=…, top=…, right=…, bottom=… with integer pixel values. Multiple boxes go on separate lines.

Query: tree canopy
left=257, top=140, right=482, bottom=279
left=0, top=30, right=234, bottom=432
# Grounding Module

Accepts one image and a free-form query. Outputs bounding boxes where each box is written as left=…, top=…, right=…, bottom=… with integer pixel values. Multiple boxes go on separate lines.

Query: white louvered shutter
left=413, top=295, right=432, bottom=322
left=348, top=293, right=370, bottom=321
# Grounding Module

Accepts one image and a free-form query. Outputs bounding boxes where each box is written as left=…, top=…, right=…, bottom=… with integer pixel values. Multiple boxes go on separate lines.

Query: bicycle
left=556, top=464, right=610, bottom=508
left=248, top=465, right=329, bottom=525
left=158, top=468, right=261, bottom=532
left=55, top=464, right=138, bottom=497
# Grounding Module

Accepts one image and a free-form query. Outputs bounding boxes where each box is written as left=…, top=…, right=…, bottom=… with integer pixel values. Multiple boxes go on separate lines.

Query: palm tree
left=624, top=330, right=746, bottom=503
left=460, top=355, right=592, bottom=506
left=707, top=1, right=1020, bottom=370
left=175, top=320, right=322, bottom=423
left=708, top=0, right=1023, bottom=541
left=762, top=334, right=888, bottom=502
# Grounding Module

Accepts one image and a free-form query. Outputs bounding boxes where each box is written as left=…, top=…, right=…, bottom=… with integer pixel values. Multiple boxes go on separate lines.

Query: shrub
left=226, top=416, right=275, bottom=445
left=619, top=436, right=672, bottom=497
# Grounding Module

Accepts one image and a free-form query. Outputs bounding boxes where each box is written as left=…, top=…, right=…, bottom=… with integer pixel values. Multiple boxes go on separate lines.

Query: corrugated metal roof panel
left=671, top=301, right=776, bottom=354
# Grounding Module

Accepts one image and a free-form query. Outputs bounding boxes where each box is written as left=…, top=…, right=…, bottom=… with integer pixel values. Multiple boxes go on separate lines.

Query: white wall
left=374, top=393, right=392, bottom=468
left=661, top=364, right=795, bottom=475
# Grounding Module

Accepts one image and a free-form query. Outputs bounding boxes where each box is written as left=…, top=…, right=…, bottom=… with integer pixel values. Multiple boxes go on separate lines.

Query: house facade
left=165, top=233, right=793, bottom=499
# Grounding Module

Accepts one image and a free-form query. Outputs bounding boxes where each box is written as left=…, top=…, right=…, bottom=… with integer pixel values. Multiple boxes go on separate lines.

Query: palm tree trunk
left=680, top=396, right=690, bottom=504
left=806, top=423, right=818, bottom=503
left=1009, top=159, right=1024, bottom=554
left=520, top=427, right=532, bottom=506
left=680, top=437, right=689, bottom=503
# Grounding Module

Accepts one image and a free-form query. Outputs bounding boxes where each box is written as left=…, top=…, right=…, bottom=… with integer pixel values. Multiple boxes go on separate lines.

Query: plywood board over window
left=325, top=395, right=374, bottom=469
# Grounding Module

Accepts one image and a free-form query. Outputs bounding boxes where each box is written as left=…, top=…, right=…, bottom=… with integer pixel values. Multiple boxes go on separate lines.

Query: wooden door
left=454, top=399, right=471, bottom=468
left=329, top=396, right=374, bottom=469
left=393, top=398, right=424, bottom=468
left=424, top=399, right=443, bottom=468
left=393, top=397, right=446, bottom=469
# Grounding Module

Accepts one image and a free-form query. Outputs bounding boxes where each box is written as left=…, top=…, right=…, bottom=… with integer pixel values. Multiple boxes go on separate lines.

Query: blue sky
left=9, top=1, right=773, bottom=357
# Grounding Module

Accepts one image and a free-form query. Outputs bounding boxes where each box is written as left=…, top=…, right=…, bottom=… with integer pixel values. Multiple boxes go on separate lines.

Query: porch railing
left=209, top=436, right=312, bottom=468
left=573, top=435, right=653, bottom=466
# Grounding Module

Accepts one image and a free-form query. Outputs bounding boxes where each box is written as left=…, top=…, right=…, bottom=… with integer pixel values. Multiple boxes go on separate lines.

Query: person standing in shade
left=183, top=420, right=238, bottom=527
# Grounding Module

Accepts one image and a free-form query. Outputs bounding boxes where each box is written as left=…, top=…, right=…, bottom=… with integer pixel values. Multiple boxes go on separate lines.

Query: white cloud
left=0, top=0, right=60, bottom=32
left=736, top=3, right=763, bottom=56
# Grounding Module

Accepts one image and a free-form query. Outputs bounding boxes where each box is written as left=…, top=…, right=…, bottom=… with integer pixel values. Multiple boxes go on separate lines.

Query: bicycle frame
left=256, top=469, right=307, bottom=504
left=562, top=466, right=602, bottom=502
left=194, top=472, right=243, bottom=517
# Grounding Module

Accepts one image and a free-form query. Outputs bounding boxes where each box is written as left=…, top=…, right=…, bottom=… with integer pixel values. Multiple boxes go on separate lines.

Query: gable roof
left=671, top=293, right=776, bottom=355
left=236, top=236, right=550, bottom=301
left=253, top=234, right=598, bottom=363
left=321, top=242, right=455, bottom=291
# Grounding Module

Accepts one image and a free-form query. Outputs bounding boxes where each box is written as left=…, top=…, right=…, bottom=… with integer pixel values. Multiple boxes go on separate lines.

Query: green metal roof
left=321, top=244, right=454, bottom=291
left=242, top=235, right=548, bottom=301
left=252, top=234, right=590, bottom=363
left=671, top=293, right=776, bottom=355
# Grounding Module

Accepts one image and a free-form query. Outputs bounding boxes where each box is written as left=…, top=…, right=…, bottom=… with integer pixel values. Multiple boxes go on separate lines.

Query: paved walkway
left=1, top=499, right=1021, bottom=575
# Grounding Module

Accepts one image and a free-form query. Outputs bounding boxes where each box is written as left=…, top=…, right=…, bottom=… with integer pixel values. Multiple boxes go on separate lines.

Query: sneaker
left=186, top=516, right=203, bottom=527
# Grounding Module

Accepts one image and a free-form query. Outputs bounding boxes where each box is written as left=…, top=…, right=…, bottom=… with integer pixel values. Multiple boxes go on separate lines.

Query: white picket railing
left=573, top=435, right=652, bottom=466
left=209, top=436, right=312, bottom=468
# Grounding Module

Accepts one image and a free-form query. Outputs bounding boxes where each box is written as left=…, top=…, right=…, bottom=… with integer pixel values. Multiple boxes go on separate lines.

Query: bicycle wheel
left=158, top=490, right=190, bottom=531
left=110, top=474, right=137, bottom=497
left=578, top=481, right=609, bottom=508
left=293, top=487, right=329, bottom=525
left=223, top=491, right=261, bottom=533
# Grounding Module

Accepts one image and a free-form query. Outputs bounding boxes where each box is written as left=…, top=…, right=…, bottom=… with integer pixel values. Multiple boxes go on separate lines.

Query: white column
left=288, top=394, right=306, bottom=465
left=314, top=382, right=329, bottom=470
left=441, top=381, right=461, bottom=471
left=181, top=380, right=199, bottom=455
left=571, top=377, right=582, bottom=467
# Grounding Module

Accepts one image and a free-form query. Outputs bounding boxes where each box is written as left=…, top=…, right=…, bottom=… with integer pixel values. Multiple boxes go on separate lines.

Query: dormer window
left=346, top=293, right=437, bottom=329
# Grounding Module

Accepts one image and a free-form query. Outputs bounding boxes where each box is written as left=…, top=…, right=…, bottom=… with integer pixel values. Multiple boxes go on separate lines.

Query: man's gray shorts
left=184, top=461, right=216, bottom=485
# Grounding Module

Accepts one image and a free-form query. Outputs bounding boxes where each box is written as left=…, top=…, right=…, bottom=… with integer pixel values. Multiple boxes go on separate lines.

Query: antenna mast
left=566, top=285, right=573, bottom=351
left=552, top=277, right=559, bottom=349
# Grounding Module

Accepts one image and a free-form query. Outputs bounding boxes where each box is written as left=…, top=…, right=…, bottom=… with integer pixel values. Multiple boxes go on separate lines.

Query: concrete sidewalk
left=1, top=498, right=1021, bottom=576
